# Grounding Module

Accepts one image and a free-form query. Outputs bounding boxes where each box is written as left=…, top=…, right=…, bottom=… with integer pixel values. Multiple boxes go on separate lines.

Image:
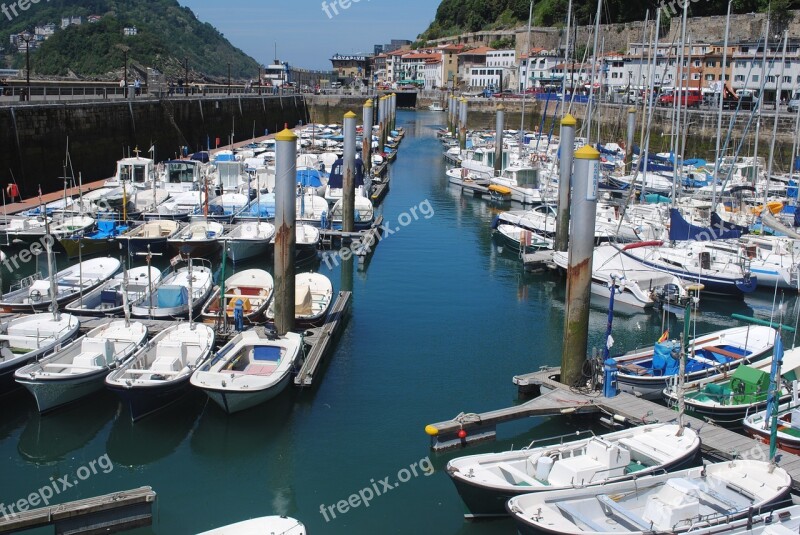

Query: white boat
left=64, top=266, right=162, bottom=317
left=105, top=322, right=215, bottom=421
left=429, top=103, right=445, bottom=112
left=490, top=165, right=548, bottom=204
left=0, top=312, right=81, bottom=394
left=552, top=244, right=688, bottom=309
left=117, top=220, right=182, bottom=255
left=222, top=222, right=275, bottom=263
left=614, top=325, right=776, bottom=399
left=329, top=196, right=374, bottom=230
left=14, top=319, right=147, bottom=413
left=447, top=424, right=700, bottom=516
left=197, top=515, right=306, bottom=535
left=190, top=193, right=250, bottom=224
left=0, top=257, right=121, bottom=312
left=142, top=190, right=207, bottom=221
left=265, top=272, right=333, bottom=326
left=296, top=193, right=329, bottom=227
left=190, top=328, right=303, bottom=414
left=200, top=269, right=273, bottom=324
left=167, top=220, right=224, bottom=257
left=296, top=224, right=320, bottom=262
left=493, top=224, right=552, bottom=253
left=130, top=258, right=213, bottom=318
left=673, top=502, right=800, bottom=534
left=506, top=459, right=791, bottom=535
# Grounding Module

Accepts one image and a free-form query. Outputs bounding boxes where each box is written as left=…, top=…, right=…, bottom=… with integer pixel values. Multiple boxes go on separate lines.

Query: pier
left=0, top=486, right=156, bottom=534
left=294, top=290, right=352, bottom=386
left=426, top=366, right=800, bottom=492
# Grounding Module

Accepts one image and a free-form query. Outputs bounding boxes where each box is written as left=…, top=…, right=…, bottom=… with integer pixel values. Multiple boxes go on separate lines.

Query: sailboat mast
left=753, top=15, right=769, bottom=192
left=519, top=0, right=534, bottom=147
left=671, top=0, right=689, bottom=203
left=562, top=0, right=572, bottom=117
left=41, top=187, right=58, bottom=321
left=712, top=1, right=732, bottom=211
left=765, top=31, right=788, bottom=208
left=640, top=10, right=661, bottom=203
left=584, top=0, right=603, bottom=144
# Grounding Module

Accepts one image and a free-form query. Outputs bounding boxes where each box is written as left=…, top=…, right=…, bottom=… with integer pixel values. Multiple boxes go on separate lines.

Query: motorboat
left=14, top=319, right=147, bottom=413
left=64, top=266, right=162, bottom=317
left=190, top=328, right=303, bottom=414
left=447, top=424, right=700, bottom=516
left=200, top=269, right=274, bottom=324
left=265, top=272, right=333, bottom=327
left=0, top=257, right=121, bottom=312
left=130, top=258, right=213, bottom=319
left=117, top=220, right=182, bottom=255
left=196, top=515, right=306, bottom=534
left=167, top=221, right=223, bottom=257
left=221, top=222, right=275, bottom=263
left=506, top=459, right=791, bottom=535
left=105, top=322, right=215, bottom=421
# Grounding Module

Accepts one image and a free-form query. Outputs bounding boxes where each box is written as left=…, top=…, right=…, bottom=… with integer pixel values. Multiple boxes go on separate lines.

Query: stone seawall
left=0, top=95, right=309, bottom=198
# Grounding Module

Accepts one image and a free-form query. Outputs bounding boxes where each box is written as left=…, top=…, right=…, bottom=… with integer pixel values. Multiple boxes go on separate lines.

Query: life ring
left=29, top=289, right=42, bottom=303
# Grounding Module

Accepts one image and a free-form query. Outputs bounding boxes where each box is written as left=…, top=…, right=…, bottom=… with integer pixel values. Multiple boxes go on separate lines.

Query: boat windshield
left=120, top=163, right=150, bottom=183
left=166, top=162, right=197, bottom=184
left=516, top=168, right=539, bottom=188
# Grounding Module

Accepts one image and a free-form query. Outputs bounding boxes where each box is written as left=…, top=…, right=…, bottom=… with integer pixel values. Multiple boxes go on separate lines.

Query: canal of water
left=1, top=109, right=798, bottom=534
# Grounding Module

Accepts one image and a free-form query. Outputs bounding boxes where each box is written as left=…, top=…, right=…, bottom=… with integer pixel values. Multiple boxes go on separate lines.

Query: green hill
left=419, top=0, right=798, bottom=41
left=0, top=0, right=260, bottom=79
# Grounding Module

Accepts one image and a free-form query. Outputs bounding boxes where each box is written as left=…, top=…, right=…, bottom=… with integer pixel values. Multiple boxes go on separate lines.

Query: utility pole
left=21, top=34, right=32, bottom=101
left=184, top=57, right=189, bottom=96
left=227, top=63, right=231, bottom=95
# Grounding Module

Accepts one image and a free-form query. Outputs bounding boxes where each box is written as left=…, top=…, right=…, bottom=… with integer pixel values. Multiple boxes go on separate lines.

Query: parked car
left=658, top=88, right=702, bottom=108
left=789, top=91, right=800, bottom=113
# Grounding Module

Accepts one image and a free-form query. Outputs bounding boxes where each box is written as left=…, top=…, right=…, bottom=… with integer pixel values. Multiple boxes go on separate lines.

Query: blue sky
left=178, top=1, right=439, bottom=70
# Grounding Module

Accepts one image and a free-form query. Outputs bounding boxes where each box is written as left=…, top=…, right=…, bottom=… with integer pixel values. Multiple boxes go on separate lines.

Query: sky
left=178, top=0, right=440, bottom=71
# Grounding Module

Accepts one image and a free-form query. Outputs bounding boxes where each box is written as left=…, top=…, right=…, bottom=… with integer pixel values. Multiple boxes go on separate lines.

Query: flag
left=657, top=331, right=669, bottom=343
left=148, top=145, right=154, bottom=153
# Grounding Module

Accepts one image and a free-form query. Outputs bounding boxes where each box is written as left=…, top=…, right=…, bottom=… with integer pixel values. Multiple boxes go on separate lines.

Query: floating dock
left=426, top=366, right=800, bottom=492
left=294, top=290, right=351, bottom=386
left=0, top=486, right=156, bottom=534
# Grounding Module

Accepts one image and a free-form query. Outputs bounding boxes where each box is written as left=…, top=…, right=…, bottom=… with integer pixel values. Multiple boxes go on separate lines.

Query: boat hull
left=107, top=375, right=192, bottom=422
left=122, top=236, right=171, bottom=256
left=203, top=371, right=291, bottom=414
left=225, top=239, right=272, bottom=263
left=168, top=239, right=221, bottom=258
left=16, top=369, right=108, bottom=413
left=58, top=238, right=115, bottom=260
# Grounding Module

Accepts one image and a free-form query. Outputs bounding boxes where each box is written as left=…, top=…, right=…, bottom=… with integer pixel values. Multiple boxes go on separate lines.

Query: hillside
left=0, top=0, right=260, bottom=79
left=419, top=0, right=799, bottom=41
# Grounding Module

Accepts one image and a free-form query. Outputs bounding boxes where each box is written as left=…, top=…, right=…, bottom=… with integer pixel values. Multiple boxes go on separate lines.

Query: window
left=784, top=76, right=792, bottom=84
left=736, top=61, right=745, bottom=68
left=734, top=74, right=744, bottom=82
left=705, top=74, right=715, bottom=81
left=706, top=61, right=716, bottom=67
left=693, top=60, right=701, bottom=67
left=767, top=75, right=776, bottom=83
left=752, top=75, right=759, bottom=82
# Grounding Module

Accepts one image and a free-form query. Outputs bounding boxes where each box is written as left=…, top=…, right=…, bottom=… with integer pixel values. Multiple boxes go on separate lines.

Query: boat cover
left=669, top=208, right=742, bottom=241
left=157, top=285, right=188, bottom=308
left=652, top=341, right=680, bottom=376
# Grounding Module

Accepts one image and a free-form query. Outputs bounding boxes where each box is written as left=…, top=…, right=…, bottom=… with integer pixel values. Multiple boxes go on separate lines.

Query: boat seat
left=495, top=462, right=539, bottom=487
left=703, top=346, right=747, bottom=360
left=618, top=363, right=649, bottom=376
left=72, top=353, right=105, bottom=370
left=597, top=494, right=651, bottom=530
left=244, top=363, right=278, bottom=376
left=151, top=356, right=183, bottom=373
left=156, top=340, right=187, bottom=367
left=556, top=502, right=608, bottom=532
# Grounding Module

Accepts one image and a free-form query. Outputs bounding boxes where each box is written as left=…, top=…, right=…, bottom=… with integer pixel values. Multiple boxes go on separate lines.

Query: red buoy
left=457, top=429, right=467, bottom=439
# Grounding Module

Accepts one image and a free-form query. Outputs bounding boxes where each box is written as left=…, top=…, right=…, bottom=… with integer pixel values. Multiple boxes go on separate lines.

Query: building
left=60, top=16, right=81, bottom=29
left=518, top=48, right=561, bottom=90
left=422, top=58, right=443, bottom=90
left=458, top=46, right=494, bottom=87
left=486, top=49, right=517, bottom=90
left=383, top=39, right=412, bottom=54
left=374, top=44, right=384, bottom=55
left=730, top=38, right=800, bottom=102
left=330, top=54, right=370, bottom=86
left=34, top=23, right=56, bottom=38
left=437, top=44, right=464, bottom=89
left=372, top=54, right=387, bottom=85
left=384, top=49, right=406, bottom=84
left=398, top=52, right=441, bottom=86
left=123, top=26, right=138, bottom=36
left=87, top=15, right=102, bottom=23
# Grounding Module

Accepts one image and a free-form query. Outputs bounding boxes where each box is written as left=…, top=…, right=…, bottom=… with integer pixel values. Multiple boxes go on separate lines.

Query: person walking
left=134, top=78, right=141, bottom=97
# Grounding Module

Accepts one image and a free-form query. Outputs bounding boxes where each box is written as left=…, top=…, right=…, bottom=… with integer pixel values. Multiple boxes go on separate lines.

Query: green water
left=1, top=110, right=798, bottom=534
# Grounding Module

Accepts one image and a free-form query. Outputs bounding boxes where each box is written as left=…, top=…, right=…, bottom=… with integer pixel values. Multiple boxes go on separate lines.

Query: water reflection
left=106, top=391, right=203, bottom=467
left=18, top=391, right=117, bottom=463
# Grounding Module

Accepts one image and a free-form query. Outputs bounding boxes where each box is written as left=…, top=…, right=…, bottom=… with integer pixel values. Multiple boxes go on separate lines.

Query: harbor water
left=1, top=110, right=799, bottom=534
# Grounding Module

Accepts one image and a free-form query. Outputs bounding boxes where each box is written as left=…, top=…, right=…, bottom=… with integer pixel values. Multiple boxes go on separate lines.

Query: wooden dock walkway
left=294, top=290, right=351, bottom=386
left=426, top=366, right=800, bottom=491
left=0, top=486, right=156, bottom=534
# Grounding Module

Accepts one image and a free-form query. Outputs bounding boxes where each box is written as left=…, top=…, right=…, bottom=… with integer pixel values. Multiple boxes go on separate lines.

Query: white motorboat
left=14, top=319, right=147, bottom=413
left=614, top=325, right=776, bottom=399
left=0, top=257, right=121, bottom=312
left=296, top=224, right=320, bottom=262
left=429, top=103, right=445, bottom=112
left=493, top=224, right=552, bottom=253
left=197, top=515, right=306, bottom=535
left=130, top=258, right=213, bottom=318
left=222, top=222, right=275, bottom=263
left=190, top=328, right=303, bottom=414
left=0, top=312, right=81, bottom=394
left=105, top=322, right=215, bottom=421
left=506, top=459, right=791, bottom=535
left=447, top=424, right=700, bottom=516
left=490, top=165, right=548, bottom=204
left=117, top=220, right=182, bottom=255
left=296, top=193, right=329, bottom=227
left=552, top=244, right=688, bottom=309
left=265, top=272, right=333, bottom=326
left=200, top=269, right=274, bottom=324
left=64, top=266, right=162, bottom=317
left=142, top=190, right=207, bottom=221
left=329, top=196, right=374, bottom=231
left=190, top=193, right=250, bottom=224
left=167, top=220, right=223, bottom=257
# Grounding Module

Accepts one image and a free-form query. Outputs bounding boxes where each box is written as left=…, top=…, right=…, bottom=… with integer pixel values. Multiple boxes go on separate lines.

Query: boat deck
left=426, top=366, right=800, bottom=492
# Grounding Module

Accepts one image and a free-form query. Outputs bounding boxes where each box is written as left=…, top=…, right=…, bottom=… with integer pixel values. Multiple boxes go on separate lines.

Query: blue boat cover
left=669, top=208, right=742, bottom=241
left=297, top=169, right=324, bottom=187
left=652, top=341, right=680, bottom=376
left=191, top=152, right=210, bottom=163
left=215, top=153, right=236, bottom=162
left=710, top=211, right=749, bottom=234
left=327, top=158, right=365, bottom=189
left=157, top=285, right=188, bottom=308
left=254, top=345, right=281, bottom=362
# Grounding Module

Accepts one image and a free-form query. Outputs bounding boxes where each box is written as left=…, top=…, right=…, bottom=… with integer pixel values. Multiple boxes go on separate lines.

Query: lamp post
left=184, top=57, right=189, bottom=96
left=627, top=70, right=632, bottom=103
left=21, top=33, right=33, bottom=101
left=227, top=62, right=231, bottom=95
left=258, top=65, right=262, bottom=95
